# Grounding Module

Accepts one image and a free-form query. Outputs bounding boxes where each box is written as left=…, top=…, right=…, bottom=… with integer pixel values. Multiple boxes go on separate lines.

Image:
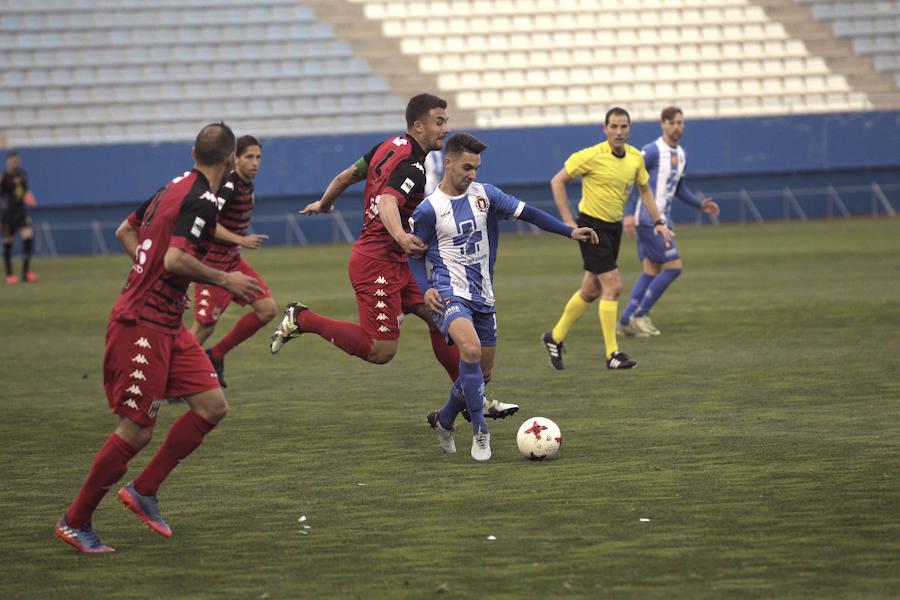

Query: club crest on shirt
left=475, top=195, right=488, bottom=211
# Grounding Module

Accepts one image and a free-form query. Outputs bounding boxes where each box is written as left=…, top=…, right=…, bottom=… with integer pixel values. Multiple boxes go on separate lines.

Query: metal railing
left=28, top=182, right=898, bottom=258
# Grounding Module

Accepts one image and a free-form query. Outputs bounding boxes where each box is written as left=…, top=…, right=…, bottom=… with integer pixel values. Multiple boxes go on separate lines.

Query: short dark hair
left=6, top=151, right=20, bottom=159
left=605, top=107, right=631, bottom=125
left=194, top=122, right=236, bottom=166
left=236, top=135, right=261, bottom=158
left=405, top=93, right=447, bottom=128
left=444, top=133, right=488, bottom=157
left=661, top=106, right=683, bottom=122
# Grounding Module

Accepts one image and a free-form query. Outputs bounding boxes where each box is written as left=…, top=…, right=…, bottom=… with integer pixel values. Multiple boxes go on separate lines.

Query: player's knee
left=665, top=267, right=683, bottom=279
left=367, top=344, right=397, bottom=364
left=205, top=397, right=229, bottom=423
left=255, top=300, right=277, bottom=324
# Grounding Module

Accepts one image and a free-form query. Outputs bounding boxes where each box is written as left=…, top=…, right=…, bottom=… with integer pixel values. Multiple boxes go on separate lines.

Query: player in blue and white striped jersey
left=618, top=107, right=720, bottom=337
left=408, top=133, right=597, bottom=461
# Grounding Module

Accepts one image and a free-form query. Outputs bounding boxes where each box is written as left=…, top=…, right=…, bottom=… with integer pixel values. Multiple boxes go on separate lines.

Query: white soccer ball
left=516, top=417, right=561, bottom=460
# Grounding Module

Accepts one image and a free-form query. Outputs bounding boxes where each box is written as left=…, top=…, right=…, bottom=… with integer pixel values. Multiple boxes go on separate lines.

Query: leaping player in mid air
left=270, top=94, right=518, bottom=421
left=408, top=133, right=598, bottom=460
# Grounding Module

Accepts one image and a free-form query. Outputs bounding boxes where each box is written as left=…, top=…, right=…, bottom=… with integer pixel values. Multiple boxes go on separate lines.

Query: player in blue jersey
left=408, top=133, right=598, bottom=460
left=618, top=107, right=719, bottom=337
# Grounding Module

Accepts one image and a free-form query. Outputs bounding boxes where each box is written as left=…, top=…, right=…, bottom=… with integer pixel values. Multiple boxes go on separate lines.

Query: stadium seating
left=351, top=0, right=873, bottom=127
left=0, top=0, right=404, bottom=146
left=1, top=0, right=894, bottom=146
left=797, top=0, right=900, bottom=89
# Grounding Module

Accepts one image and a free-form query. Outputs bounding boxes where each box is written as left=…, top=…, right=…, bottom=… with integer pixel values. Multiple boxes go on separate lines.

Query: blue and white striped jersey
left=409, top=181, right=524, bottom=309
left=633, top=137, right=702, bottom=227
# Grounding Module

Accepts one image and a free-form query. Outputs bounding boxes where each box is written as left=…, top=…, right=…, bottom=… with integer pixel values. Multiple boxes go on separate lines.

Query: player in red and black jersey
left=55, top=123, right=263, bottom=554
left=270, top=93, right=518, bottom=420
left=190, top=135, right=275, bottom=388
left=271, top=94, right=453, bottom=368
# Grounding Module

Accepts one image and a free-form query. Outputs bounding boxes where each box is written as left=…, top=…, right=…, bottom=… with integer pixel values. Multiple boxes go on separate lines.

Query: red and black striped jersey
left=353, top=134, right=428, bottom=263
left=110, top=170, right=219, bottom=333
left=202, top=170, right=254, bottom=270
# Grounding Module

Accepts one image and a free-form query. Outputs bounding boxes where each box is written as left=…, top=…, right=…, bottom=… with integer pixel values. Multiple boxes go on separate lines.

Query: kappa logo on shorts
left=198, top=309, right=207, bottom=316
left=134, top=337, right=151, bottom=348
left=200, top=289, right=211, bottom=296
left=375, top=300, right=387, bottom=308
left=125, top=384, right=143, bottom=396
left=376, top=313, right=389, bottom=321
left=129, top=369, right=147, bottom=381
left=378, top=325, right=391, bottom=333
left=374, top=289, right=387, bottom=297
left=132, top=353, right=149, bottom=365
left=199, top=299, right=209, bottom=307
left=124, top=399, right=139, bottom=411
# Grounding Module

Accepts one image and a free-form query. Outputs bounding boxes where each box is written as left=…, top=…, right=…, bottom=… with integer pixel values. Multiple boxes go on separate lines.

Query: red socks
left=430, top=329, right=460, bottom=381
left=66, top=433, right=137, bottom=528
left=209, top=312, right=265, bottom=361
left=133, top=411, right=217, bottom=497
left=297, top=310, right=373, bottom=359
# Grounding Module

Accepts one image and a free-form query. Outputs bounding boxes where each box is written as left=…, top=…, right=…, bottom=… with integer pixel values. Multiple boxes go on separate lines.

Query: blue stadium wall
left=13, top=110, right=900, bottom=254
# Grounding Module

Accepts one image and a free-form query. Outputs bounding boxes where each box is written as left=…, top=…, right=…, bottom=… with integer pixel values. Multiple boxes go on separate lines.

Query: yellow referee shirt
left=564, top=141, right=649, bottom=222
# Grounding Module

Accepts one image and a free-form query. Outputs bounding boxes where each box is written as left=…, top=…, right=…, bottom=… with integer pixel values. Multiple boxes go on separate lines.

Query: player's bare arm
left=214, top=225, right=268, bottom=249
left=572, top=227, right=599, bottom=244
left=163, top=247, right=263, bottom=301
left=637, top=182, right=674, bottom=246
left=115, top=219, right=140, bottom=260
left=300, top=164, right=366, bottom=215
left=550, top=168, right=577, bottom=228
left=377, top=193, right=427, bottom=257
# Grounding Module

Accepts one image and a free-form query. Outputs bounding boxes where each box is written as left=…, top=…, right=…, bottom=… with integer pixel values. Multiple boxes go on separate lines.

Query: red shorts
left=348, top=252, right=424, bottom=341
left=193, top=257, right=271, bottom=325
left=103, top=320, right=220, bottom=426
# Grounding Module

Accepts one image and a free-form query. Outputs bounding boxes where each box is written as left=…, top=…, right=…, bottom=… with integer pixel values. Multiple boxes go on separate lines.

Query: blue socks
left=621, top=272, right=655, bottom=324
left=439, top=360, right=487, bottom=435
left=635, top=268, right=682, bottom=316
left=622, top=268, right=683, bottom=322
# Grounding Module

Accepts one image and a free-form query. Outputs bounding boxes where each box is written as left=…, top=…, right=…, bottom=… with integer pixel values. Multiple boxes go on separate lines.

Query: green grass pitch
left=1, top=217, right=899, bottom=599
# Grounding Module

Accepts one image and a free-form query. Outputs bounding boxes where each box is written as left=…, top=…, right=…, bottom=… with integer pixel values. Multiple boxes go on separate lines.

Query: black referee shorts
left=576, top=212, right=622, bottom=275
left=1, top=208, right=32, bottom=238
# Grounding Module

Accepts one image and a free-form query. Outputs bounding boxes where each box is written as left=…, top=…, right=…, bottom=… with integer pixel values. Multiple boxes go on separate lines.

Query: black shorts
left=576, top=212, right=622, bottom=275
left=1, top=208, right=31, bottom=237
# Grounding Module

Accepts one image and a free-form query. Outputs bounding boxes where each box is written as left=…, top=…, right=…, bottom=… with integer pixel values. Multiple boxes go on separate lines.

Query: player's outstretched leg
left=270, top=302, right=308, bottom=354
left=118, top=481, right=172, bottom=537
left=55, top=516, right=115, bottom=553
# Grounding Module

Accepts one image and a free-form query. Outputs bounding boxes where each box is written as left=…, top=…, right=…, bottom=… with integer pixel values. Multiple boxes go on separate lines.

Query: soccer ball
left=516, top=417, right=561, bottom=460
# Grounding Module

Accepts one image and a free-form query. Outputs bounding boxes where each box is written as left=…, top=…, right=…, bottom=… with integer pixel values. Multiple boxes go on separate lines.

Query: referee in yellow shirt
left=541, top=107, right=673, bottom=370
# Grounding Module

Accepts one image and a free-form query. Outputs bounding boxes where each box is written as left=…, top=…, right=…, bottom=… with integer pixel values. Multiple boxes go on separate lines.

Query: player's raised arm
left=300, top=160, right=367, bottom=215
